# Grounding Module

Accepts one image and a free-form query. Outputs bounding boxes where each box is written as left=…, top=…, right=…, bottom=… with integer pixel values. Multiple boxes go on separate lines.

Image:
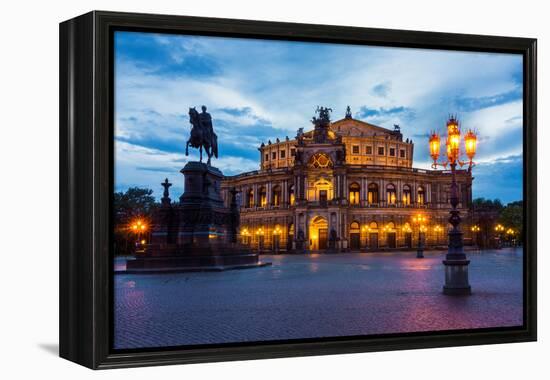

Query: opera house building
left=220, top=108, right=472, bottom=253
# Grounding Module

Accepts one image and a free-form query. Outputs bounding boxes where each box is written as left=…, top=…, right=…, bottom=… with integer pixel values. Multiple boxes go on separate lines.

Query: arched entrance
left=309, top=216, right=328, bottom=251
left=349, top=221, right=361, bottom=250
left=368, top=221, right=379, bottom=250
left=385, top=222, right=397, bottom=248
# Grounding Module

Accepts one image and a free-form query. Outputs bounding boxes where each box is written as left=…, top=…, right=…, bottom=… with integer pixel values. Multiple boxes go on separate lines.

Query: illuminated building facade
left=220, top=108, right=473, bottom=252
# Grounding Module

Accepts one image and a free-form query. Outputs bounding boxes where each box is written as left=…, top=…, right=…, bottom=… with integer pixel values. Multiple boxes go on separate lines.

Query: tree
left=113, top=187, right=158, bottom=255
left=500, top=200, right=523, bottom=243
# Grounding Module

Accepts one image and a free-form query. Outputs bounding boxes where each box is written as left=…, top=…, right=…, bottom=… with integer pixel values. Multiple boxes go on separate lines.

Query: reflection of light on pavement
left=401, top=259, right=433, bottom=271
left=309, top=262, right=320, bottom=273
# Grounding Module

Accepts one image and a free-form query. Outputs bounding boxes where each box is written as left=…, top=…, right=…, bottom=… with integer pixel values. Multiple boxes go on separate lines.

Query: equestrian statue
left=186, top=105, right=218, bottom=165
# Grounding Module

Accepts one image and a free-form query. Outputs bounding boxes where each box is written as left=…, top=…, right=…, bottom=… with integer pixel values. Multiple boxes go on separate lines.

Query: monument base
left=123, top=161, right=269, bottom=274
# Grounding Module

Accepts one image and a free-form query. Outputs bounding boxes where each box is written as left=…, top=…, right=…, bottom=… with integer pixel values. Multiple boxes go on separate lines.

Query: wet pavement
left=114, top=248, right=523, bottom=349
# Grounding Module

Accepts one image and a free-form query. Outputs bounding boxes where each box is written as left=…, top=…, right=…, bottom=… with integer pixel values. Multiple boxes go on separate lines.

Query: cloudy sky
left=114, top=31, right=523, bottom=204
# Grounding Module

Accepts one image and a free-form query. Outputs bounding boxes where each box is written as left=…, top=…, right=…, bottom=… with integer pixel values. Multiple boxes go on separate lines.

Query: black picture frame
left=59, top=10, right=537, bottom=369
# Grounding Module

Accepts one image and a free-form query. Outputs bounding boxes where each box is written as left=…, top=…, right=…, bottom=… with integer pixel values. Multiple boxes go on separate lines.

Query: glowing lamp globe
left=464, top=129, right=477, bottom=160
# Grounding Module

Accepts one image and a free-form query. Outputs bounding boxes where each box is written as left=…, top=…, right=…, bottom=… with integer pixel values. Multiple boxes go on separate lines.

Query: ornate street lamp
left=429, top=116, right=477, bottom=295
left=412, top=214, right=427, bottom=258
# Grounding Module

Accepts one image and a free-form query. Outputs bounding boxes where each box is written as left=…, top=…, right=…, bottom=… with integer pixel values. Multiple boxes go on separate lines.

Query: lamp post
left=130, top=219, right=147, bottom=253
left=429, top=115, right=477, bottom=295
left=434, top=224, right=443, bottom=246
left=495, top=223, right=505, bottom=248
left=412, top=214, right=427, bottom=258
left=471, top=224, right=481, bottom=248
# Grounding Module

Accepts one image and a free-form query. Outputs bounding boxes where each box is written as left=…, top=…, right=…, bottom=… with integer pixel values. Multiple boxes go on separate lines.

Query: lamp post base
left=442, top=258, right=471, bottom=295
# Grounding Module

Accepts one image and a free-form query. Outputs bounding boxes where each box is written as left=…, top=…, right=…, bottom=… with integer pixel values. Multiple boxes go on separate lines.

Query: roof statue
left=345, top=105, right=352, bottom=119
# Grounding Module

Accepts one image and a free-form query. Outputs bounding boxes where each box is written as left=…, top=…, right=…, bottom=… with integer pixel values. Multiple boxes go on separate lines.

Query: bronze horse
left=185, top=107, right=218, bottom=165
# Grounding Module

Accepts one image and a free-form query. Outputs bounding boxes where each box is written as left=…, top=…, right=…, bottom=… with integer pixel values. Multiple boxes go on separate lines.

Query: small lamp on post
left=412, top=214, right=427, bottom=258
left=429, top=116, right=477, bottom=295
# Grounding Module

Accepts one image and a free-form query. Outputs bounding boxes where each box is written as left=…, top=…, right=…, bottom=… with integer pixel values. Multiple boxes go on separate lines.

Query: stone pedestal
left=126, top=162, right=268, bottom=273
left=443, top=228, right=471, bottom=295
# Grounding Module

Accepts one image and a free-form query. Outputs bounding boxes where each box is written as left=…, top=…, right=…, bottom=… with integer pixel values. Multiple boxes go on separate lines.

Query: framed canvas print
left=59, top=11, right=537, bottom=369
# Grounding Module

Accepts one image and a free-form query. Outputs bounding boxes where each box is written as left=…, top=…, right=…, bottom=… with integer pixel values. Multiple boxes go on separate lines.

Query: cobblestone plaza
left=114, top=248, right=523, bottom=349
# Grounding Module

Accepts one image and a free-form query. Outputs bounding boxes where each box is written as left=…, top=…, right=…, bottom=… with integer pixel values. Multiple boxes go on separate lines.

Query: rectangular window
left=280, top=150, right=286, bottom=159
left=290, top=148, right=296, bottom=157
left=272, top=152, right=277, bottom=159
left=265, top=153, right=269, bottom=161
left=378, top=146, right=385, bottom=155
left=352, top=145, right=360, bottom=154
left=400, top=149, right=406, bottom=158
left=389, top=147, right=396, bottom=156
left=366, top=146, right=373, bottom=155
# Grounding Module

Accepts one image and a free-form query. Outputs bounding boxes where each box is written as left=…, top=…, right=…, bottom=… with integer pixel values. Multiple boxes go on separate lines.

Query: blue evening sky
left=114, top=31, right=523, bottom=204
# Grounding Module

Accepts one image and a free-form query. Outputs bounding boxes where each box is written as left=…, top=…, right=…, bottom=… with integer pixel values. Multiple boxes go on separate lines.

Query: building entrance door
left=387, top=232, right=396, bottom=248
left=350, top=233, right=360, bottom=250
left=405, top=232, right=412, bottom=248
left=318, top=228, right=328, bottom=250
left=319, top=190, right=328, bottom=206
left=273, top=235, right=280, bottom=253
left=369, top=233, right=379, bottom=250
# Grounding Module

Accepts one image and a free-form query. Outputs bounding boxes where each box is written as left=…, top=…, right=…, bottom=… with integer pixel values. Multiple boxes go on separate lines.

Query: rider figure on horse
left=186, top=105, right=218, bottom=165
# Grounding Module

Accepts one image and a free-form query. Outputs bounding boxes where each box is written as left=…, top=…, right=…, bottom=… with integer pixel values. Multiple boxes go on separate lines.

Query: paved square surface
left=114, top=248, right=523, bottom=349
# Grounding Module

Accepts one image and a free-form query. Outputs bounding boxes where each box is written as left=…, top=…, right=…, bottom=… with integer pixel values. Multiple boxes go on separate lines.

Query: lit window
left=417, top=186, right=425, bottom=205
left=272, top=185, right=281, bottom=206
left=400, top=149, right=406, bottom=158
left=366, top=146, right=373, bottom=155
left=352, top=145, right=360, bottom=154
left=378, top=147, right=385, bottom=155
left=272, top=152, right=277, bottom=160
left=389, top=148, right=396, bottom=156
left=280, top=150, right=286, bottom=159
left=265, top=153, right=269, bottom=161
left=368, top=183, right=378, bottom=204
left=259, top=187, right=267, bottom=207
left=291, top=148, right=296, bottom=157
left=387, top=184, right=397, bottom=205
left=349, top=182, right=360, bottom=205
left=402, top=185, right=411, bottom=206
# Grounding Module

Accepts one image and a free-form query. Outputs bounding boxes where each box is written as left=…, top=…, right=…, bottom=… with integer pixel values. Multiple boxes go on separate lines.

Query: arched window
left=289, top=185, right=295, bottom=206
left=272, top=185, right=281, bottom=206
left=350, top=221, right=360, bottom=232
left=349, top=182, right=360, bottom=205
left=417, top=186, right=425, bottom=205
left=402, top=185, right=411, bottom=206
left=368, top=183, right=379, bottom=204
left=246, top=189, right=254, bottom=208
left=387, top=183, right=397, bottom=205
left=385, top=221, right=396, bottom=231
left=369, top=221, right=378, bottom=230
left=259, top=186, right=267, bottom=207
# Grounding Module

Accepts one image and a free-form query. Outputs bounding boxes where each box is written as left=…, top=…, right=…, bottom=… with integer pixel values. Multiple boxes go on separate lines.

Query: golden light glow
left=273, top=225, right=282, bottom=235
left=256, top=227, right=265, bottom=235
left=495, top=224, right=505, bottom=232
left=434, top=224, right=442, bottom=232
left=464, top=129, right=477, bottom=160
left=429, top=132, right=441, bottom=161
left=241, top=227, right=250, bottom=236
left=419, top=225, right=428, bottom=233
left=141, top=239, right=146, bottom=244
left=506, top=228, right=515, bottom=235
left=471, top=225, right=481, bottom=232
left=412, top=214, right=427, bottom=224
